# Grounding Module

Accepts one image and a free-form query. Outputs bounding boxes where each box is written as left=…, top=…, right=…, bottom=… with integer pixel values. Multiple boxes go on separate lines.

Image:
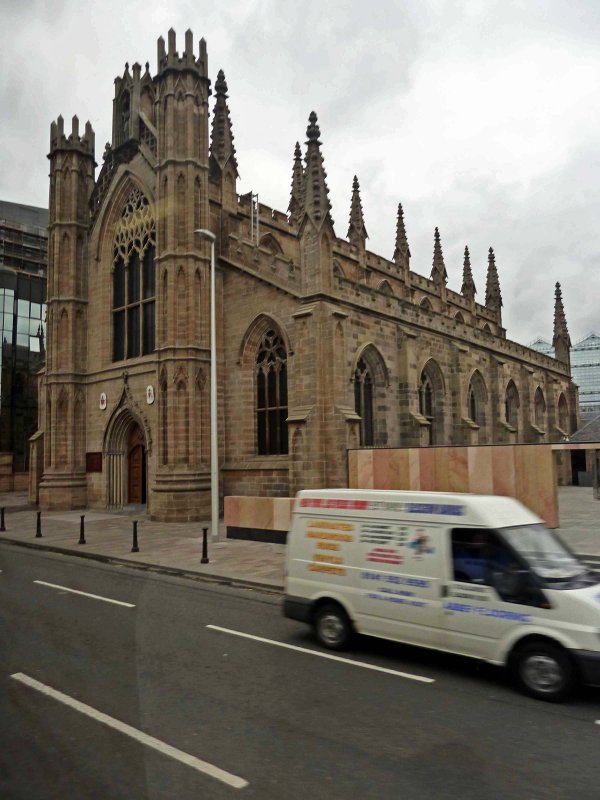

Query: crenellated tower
left=39, top=114, right=95, bottom=510
left=153, top=28, right=213, bottom=520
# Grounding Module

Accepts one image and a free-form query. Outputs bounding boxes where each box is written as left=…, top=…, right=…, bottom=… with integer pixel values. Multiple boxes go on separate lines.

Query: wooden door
left=128, top=425, right=146, bottom=504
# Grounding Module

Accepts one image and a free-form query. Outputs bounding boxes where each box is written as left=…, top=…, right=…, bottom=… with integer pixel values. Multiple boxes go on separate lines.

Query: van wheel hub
left=522, top=654, right=563, bottom=692
left=313, top=604, right=352, bottom=650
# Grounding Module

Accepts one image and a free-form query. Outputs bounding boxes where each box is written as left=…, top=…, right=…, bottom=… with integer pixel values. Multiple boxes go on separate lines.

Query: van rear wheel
left=314, top=604, right=352, bottom=650
left=512, top=640, right=575, bottom=702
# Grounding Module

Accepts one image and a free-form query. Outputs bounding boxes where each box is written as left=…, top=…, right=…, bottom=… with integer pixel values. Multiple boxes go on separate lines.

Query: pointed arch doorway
left=105, top=408, right=148, bottom=508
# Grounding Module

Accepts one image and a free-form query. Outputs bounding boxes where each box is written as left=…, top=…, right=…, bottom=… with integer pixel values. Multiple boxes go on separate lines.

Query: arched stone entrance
left=105, top=407, right=148, bottom=508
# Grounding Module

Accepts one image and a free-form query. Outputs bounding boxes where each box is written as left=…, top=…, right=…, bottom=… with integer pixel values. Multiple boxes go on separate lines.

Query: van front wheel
left=512, top=640, right=575, bottom=702
left=314, top=604, right=352, bottom=650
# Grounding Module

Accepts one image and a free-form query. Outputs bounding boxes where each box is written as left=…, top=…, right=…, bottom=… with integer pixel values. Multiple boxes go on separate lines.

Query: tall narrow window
left=505, top=381, right=519, bottom=431
left=419, top=372, right=434, bottom=445
left=468, top=385, right=477, bottom=422
left=256, top=330, right=288, bottom=455
left=354, top=358, right=374, bottom=446
left=112, top=189, right=156, bottom=362
left=534, top=388, right=546, bottom=429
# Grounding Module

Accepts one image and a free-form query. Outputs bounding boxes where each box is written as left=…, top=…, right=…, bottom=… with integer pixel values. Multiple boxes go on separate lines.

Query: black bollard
left=78, top=515, right=86, bottom=545
left=131, top=520, right=139, bottom=553
left=36, top=511, right=42, bottom=538
left=0, top=507, right=5, bottom=532
left=201, top=527, right=209, bottom=564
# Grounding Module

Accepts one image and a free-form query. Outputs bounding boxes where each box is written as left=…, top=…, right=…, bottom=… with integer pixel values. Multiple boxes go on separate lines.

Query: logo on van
left=409, top=530, right=435, bottom=556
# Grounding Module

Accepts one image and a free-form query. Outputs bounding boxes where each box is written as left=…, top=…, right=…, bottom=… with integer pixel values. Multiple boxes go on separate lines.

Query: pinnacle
left=485, top=246, right=503, bottom=310
left=306, top=111, right=320, bottom=142
left=461, top=245, right=476, bottom=298
left=301, top=112, right=333, bottom=228
left=393, top=202, right=410, bottom=264
left=209, top=69, right=238, bottom=175
left=347, top=175, right=367, bottom=247
left=215, top=69, right=228, bottom=95
left=431, top=227, right=447, bottom=285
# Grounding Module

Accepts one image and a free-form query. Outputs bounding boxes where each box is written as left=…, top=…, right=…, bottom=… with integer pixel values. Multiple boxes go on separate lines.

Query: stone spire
left=347, top=175, right=368, bottom=249
left=209, top=69, right=238, bottom=176
left=393, top=202, right=410, bottom=266
left=301, top=111, right=334, bottom=229
left=288, top=141, right=304, bottom=224
left=553, top=281, right=571, bottom=368
left=485, top=247, right=502, bottom=311
left=430, top=227, right=448, bottom=286
left=461, top=245, right=476, bottom=300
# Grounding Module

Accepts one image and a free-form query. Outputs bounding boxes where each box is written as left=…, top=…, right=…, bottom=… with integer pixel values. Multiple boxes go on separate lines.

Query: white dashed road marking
left=206, top=625, right=434, bottom=684
left=33, top=580, right=135, bottom=608
left=10, top=673, right=248, bottom=790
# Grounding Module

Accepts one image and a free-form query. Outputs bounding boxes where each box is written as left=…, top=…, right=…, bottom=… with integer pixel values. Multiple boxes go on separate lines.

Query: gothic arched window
left=256, top=329, right=288, bottom=455
left=419, top=371, right=435, bottom=444
left=505, top=381, right=520, bottom=431
left=354, top=358, right=374, bottom=446
left=467, top=371, right=487, bottom=428
left=558, top=393, right=569, bottom=433
left=534, top=387, right=546, bottom=429
left=112, top=189, right=156, bottom=361
left=468, top=385, right=477, bottom=422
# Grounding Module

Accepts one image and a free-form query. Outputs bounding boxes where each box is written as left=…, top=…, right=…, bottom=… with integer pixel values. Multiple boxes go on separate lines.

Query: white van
left=283, top=489, right=600, bottom=701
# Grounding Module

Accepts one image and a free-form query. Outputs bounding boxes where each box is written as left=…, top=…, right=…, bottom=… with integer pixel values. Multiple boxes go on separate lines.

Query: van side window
left=451, top=529, right=544, bottom=607
left=451, top=529, right=513, bottom=586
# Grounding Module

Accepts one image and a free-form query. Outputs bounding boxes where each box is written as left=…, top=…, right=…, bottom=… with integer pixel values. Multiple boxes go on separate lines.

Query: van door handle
left=440, top=584, right=448, bottom=598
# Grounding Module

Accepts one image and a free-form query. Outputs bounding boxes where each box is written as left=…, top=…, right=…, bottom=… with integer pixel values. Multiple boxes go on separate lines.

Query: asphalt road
left=1, top=544, right=599, bottom=800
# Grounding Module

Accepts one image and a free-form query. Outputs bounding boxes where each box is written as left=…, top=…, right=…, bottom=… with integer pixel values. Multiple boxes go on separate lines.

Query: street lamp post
left=194, top=228, right=219, bottom=541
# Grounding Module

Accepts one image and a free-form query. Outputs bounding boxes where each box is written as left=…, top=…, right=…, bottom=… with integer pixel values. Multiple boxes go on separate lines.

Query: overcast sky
left=2, top=0, right=599, bottom=347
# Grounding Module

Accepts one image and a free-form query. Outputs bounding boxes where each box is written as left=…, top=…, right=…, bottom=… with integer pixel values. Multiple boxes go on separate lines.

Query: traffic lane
left=3, top=552, right=600, bottom=796
left=2, top=674, right=247, bottom=800
left=0, top=551, right=251, bottom=799
left=191, top=623, right=600, bottom=800
left=3, top=543, right=600, bottom=717
left=3, top=542, right=600, bottom=719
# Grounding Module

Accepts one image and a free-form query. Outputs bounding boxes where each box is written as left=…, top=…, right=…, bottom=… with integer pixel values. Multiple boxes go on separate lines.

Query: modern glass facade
left=571, top=333, right=600, bottom=413
left=530, top=333, right=600, bottom=414
left=0, top=202, right=48, bottom=471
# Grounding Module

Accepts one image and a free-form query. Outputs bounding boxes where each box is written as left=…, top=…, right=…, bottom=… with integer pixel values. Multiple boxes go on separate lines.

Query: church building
left=30, top=29, right=578, bottom=520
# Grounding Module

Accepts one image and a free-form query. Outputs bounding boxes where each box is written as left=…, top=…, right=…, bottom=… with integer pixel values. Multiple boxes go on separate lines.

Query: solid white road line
left=206, top=625, right=434, bottom=684
left=33, top=580, right=135, bottom=608
left=10, top=673, right=248, bottom=790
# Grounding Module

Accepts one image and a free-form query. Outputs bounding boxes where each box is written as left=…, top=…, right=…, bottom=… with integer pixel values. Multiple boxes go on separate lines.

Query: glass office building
left=0, top=201, right=47, bottom=471
left=571, top=333, right=600, bottom=414
left=530, top=333, right=600, bottom=415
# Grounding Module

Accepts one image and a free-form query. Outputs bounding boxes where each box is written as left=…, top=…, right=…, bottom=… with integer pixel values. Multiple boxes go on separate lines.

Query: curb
left=0, top=537, right=283, bottom=595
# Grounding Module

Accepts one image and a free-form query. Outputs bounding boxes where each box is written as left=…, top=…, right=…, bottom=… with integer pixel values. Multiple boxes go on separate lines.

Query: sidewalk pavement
left=0, top=486, right=598, bottom=590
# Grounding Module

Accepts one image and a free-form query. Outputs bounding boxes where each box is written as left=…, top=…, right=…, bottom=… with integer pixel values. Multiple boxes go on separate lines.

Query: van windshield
left=498, top=524, right=586, bottom=583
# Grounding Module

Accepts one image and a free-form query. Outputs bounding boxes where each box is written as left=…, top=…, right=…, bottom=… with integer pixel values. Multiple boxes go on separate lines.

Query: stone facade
left=32, top=29, right=578, bottom=520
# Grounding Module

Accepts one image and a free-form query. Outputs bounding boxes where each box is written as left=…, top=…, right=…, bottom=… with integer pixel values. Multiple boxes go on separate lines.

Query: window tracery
left=112, top=189, right=156, bottom=361
left=256, top=329, right=288, bottom=455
